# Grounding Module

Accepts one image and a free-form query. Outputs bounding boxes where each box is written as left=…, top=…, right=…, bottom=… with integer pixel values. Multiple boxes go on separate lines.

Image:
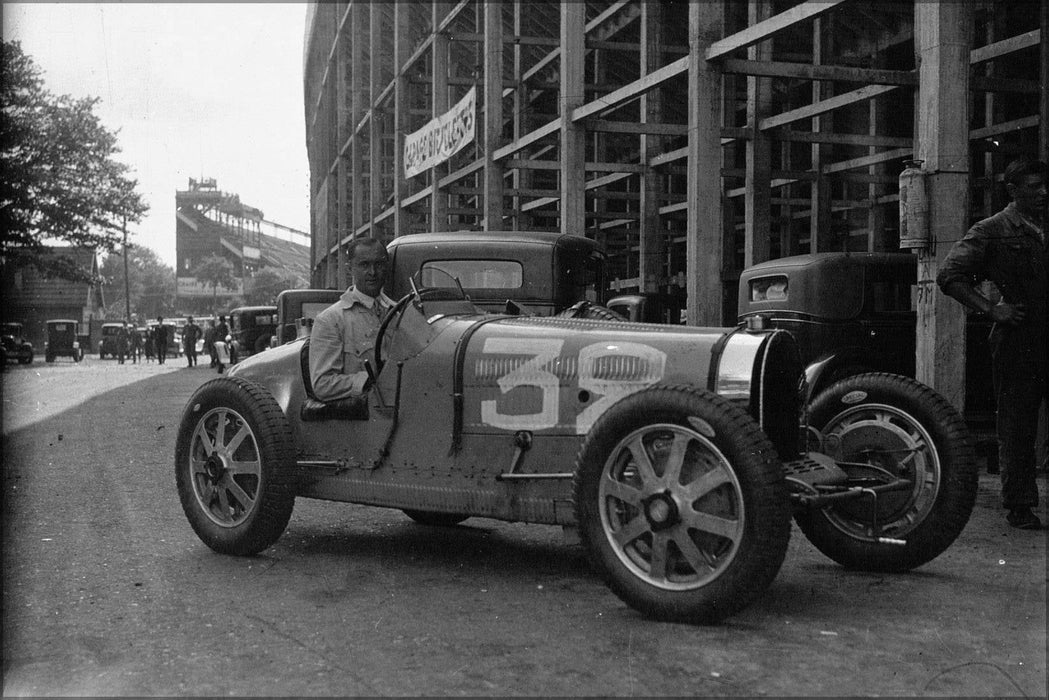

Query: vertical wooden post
left=511, top=2, right=530, bottom=232
left=335, top=7, right=349, bottom=289
left=686, top=1, right=724, bottom=326
left=1041, top=0, right=1049, bottom=156
left=639, top=0, right=665, bottom=294
left=914, top=1, right=971, bottom=409
left=430, top=2, right=450, bottom=231
left=483, top=1, right=505, bottom=231
left=393, top=1, right=410, bottom=238
left=810, top=17, right=834, bottom=252
left=744, top=0, right=772, bottom=268
left=560, top=2, right=586, bottom=236
left=369, top=2, right=382, bottom=238
left=350, top=2, right=366, bottom=247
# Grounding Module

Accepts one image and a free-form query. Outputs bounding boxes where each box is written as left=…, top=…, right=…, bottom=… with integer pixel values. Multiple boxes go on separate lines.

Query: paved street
left=2, top=358, right=1046, bottom=696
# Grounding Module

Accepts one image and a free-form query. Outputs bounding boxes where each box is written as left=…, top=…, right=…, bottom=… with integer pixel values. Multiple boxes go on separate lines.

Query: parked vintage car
left=736, top=252, right=995, bottom=428
left=98, top=322, right=125, bottom=359
left=273, top=290, right=342, bottom=346
left=1, top=322, right=34, bottom=365
left=44, top=319, right=83, bottom=362
left=387, top=231, right=612, bottom=315
left=227, top=306, right=277, bottom=363
left=176, top=272, right=978, bottom=623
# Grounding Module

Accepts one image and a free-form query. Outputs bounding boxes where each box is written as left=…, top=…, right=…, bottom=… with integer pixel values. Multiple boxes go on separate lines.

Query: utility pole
left=123, top=214, right=131, bottom=322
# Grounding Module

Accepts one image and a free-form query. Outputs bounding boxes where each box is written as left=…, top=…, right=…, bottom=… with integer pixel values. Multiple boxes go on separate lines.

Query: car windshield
left=1, top=324, right=22, bottom=335
left=420, top=260, right=522, bottom=289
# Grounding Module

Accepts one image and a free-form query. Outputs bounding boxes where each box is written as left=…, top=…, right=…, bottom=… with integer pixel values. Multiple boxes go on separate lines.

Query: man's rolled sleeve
left=309, top=310, right=368, bottom=401
left=937, top=226, right=989, bottom=291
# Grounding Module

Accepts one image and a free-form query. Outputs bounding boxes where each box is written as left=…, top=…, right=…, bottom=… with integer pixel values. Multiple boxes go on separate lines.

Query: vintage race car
left=175, top=280, right=977, bottom=623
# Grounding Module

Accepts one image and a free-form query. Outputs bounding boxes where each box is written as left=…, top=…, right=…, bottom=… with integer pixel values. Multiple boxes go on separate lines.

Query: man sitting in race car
left=309, top=238, right=396, bottom=402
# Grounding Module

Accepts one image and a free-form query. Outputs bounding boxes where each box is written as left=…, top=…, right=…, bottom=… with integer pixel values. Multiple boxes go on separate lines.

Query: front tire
left=574, top=386, right=791, bottom=623
left=175, top=376, right=296, bottom=555
left=796, top=373, right=977, bottom=572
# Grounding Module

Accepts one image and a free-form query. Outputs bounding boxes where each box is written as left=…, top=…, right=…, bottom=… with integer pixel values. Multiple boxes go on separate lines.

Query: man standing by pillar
left=938, top=157, right=1047, bottom=530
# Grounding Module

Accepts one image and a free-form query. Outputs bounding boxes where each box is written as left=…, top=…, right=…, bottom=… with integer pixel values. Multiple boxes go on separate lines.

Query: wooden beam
left=775, top=130, right=913, bottom=148
left=392, top=1, right=411, bottom=238
left=969, top=28, right=1040, bottom=65
left=687, top=1, right=725, bottom=326
left=483, top=1, right=504, bottom=230
left=369, top=1, right=383, bottom=234
left=745, top=0, right=773, bottom=269
left=760, top=84, right=898, bottom=131
left=705, top=1, right=847, bottom=61
left=493, top=118, right=562, bottom=161
left=639, top=0, right=665, bottom=295
left=969, top=115, right=1041, bottom=140
left=560, top=3, right=586, bottom=236
left=721, top=58, right=916, bottom=85
left=570, top=56, right=688, bottom=123
left=430, top=3, right=450, bottom=232
left=914, top=1, right=971, bottom=410
left=585, top=119, right=689, bottom=136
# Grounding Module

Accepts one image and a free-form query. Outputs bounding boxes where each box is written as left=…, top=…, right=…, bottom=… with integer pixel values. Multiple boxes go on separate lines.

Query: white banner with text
left=403, top=86, right=476, bottom=179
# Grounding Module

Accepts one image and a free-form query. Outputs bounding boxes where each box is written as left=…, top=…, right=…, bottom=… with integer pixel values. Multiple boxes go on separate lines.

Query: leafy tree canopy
left=193, top=254, right=236, bottom=314
left=99, top=245, right=176, bottom=321
left=0, top=40, right=148, bottom=283
left=243, top=267, right=305, bottom=306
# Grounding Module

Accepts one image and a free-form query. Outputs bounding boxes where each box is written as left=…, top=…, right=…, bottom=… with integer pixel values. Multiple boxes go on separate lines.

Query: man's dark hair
left=346, top=237, right=387, bottom=263
left=1003, top=157, right=1047, bottom=187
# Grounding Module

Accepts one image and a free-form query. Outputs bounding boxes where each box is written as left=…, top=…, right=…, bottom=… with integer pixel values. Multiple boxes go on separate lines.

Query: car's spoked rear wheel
left=190, top=407, right=263, bottom=527
left=176, top=377, right=296, bottom=555
left=575, top=386, right=790, bottom=623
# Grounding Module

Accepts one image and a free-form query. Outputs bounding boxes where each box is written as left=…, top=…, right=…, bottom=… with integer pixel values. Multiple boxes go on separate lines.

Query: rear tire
left=796, top=373, right=977, bottom=572
left=574, top=385, right=790, bottom=623
left=175, top=376, right=297, bottom=555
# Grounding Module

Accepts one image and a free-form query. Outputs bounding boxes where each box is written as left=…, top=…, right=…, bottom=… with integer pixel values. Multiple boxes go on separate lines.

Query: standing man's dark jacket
left=937, top=202, right=1048, bottom=373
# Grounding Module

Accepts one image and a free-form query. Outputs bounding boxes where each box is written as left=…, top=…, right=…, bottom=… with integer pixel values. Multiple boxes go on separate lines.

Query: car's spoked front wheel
left=175, top=376, right=296, bottom=555
left=598, top=424, right=744, bottom=590
left=575, top=386, right=791, bottom=623
left=190, top=407, right=263, bottom=527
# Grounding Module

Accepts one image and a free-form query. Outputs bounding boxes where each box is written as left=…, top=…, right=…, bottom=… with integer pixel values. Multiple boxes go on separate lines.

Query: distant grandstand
left=175, top=178, right=311, bottom=314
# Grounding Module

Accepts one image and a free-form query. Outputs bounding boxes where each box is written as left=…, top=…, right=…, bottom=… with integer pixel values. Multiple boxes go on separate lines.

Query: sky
left=3, top=3, right=311, bottom=268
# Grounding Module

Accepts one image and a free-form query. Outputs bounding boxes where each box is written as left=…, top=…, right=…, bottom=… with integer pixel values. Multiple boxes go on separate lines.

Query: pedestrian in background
left=204, top=319, right=217, bottom=367
left=116, top=322, right=130, bottom=365
left=129, top=325, right=142, bottom=364
left=155, top=317, right=169, bottom=365
left=182, top=316, right=202, bottom=368
left=145, top=326, right=156, bottom=363
left=214, top=315, right=230, bottom=374
left=938, top=156, right=1047, bottom=531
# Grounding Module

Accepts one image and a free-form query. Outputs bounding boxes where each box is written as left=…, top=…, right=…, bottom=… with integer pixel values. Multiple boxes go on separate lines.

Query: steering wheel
left=373, top=293, right=414, bottom=375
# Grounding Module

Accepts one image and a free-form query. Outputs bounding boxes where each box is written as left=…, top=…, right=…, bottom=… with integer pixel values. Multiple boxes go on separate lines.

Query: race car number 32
left=479, top=337, right=667, bottom=434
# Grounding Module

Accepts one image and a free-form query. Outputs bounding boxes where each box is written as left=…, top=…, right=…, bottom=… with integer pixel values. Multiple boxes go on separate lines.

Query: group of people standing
left=111, top=314, right=231, bottom=373
left=113, top=316, right=170, bottom=365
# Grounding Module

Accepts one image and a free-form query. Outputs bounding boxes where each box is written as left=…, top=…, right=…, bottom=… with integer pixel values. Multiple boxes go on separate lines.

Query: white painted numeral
left=576, top=342, right=666, bottom=433
left=480, top=337, right=563, bottom=430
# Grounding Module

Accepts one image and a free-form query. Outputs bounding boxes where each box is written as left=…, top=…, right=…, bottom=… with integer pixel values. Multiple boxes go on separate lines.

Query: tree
left=0, top=40, right=147, bottom=283
left=243, top=267, right=304, bottom=305
left=99, top=245, right=176, bottom=321
left=193, top=254, right=236, bottom=314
